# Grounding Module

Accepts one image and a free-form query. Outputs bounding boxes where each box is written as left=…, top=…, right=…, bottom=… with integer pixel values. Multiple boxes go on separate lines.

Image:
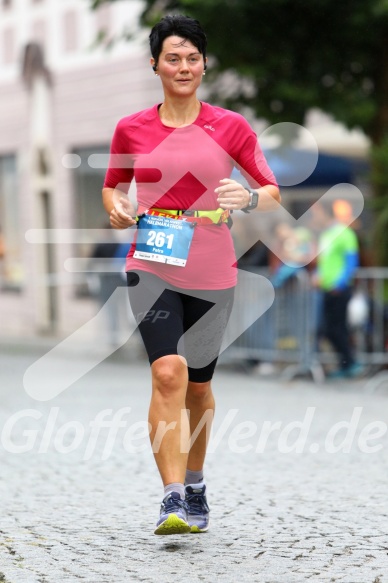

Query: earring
left=202, top=71, right=206, bottom=76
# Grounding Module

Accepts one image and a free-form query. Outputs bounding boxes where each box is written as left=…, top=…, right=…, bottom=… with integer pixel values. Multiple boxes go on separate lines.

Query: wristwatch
left=242, top=188, right=259, bottom=213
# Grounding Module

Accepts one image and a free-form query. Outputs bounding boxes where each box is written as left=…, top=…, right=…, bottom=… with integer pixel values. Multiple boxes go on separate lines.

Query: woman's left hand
left=215, top=178, right=250, bottom=210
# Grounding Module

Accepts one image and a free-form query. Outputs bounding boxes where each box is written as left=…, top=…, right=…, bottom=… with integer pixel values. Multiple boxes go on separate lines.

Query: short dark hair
left=149, top=15, right=207, bottom=66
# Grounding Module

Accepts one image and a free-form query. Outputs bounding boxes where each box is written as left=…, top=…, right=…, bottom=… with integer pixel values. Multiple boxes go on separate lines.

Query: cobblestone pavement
left=0, top=345, right=387, bottom=583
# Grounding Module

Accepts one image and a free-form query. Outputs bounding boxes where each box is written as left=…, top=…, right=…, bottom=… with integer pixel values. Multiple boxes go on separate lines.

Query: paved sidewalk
left=0, top=346, right=387, bottom=583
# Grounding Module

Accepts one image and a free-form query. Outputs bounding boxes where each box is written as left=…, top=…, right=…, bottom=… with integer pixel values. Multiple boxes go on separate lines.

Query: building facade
left=0, top=0, right=162, bottom=340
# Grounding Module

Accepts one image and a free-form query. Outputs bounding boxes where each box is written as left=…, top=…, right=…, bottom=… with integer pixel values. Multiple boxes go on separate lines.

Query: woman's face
left=151, top=35, right=207, bottom=99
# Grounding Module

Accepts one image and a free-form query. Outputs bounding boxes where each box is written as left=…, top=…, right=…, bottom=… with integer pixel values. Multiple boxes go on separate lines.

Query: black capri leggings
left=127, top=271, right=234, bottom=383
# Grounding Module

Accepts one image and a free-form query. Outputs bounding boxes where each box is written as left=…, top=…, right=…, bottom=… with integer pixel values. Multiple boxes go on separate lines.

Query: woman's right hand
left=110, top=197, right=137, bottom=229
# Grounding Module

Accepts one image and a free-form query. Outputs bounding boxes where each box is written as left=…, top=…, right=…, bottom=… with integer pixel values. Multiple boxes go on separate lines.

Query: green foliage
left=91, top=0, right=388, bottom=140
left=138, top=0, right=388, bottom=142
left=90, top=0, right=120, bottom=8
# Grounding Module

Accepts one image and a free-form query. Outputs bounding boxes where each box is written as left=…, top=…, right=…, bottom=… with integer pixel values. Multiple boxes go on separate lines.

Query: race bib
left=133, top=214, right=195, bottom=267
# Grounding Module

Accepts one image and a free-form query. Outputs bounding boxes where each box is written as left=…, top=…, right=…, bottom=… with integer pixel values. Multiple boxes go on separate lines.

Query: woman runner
left=102, top=14, right=280, bottom=535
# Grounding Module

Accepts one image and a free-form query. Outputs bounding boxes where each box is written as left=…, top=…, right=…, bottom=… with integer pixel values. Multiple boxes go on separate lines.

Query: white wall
left=0, top=0, right=145, bottom=81
left=0, top=0, right=164, bottom=338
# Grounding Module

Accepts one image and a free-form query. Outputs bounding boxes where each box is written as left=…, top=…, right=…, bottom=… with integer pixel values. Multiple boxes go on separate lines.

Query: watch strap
left=242, top=188, right=259, bottom=213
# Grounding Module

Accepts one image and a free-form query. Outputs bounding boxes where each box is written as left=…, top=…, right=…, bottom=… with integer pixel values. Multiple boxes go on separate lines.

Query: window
left=73, top=146, right=110, bottom=231
left=63, top=11, right=78, bottom=53
left=0, top=155, right=23, bottom=290
left=94, top=4, right=111, bottom=45
left=72, top=146, right=110, bottom=295
left=3, top=27, right=15, bottom=65
left=31, top=20, right=46, bottom=53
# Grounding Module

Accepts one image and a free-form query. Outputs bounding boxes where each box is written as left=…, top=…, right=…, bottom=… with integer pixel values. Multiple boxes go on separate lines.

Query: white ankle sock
left=164, top=482, right=185, bottom=500
left=185, top=469, right=204, bottom=485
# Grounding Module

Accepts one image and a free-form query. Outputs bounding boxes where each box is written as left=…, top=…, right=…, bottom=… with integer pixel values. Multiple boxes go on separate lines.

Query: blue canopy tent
left=233, top=148, right=365, bottom=188
left=262, top=148, right=354, bottom=187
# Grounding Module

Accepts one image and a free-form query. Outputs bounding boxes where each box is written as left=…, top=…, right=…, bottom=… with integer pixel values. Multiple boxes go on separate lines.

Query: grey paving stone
left=0, top=349, right=387, bottom=582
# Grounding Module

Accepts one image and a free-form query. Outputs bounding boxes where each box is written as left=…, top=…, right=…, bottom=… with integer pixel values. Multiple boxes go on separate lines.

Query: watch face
left=250, top=190, right=258, bottom=209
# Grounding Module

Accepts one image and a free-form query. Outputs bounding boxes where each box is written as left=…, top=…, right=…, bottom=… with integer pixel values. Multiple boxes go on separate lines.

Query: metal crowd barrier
left=221, top=267, right=388, bottom=384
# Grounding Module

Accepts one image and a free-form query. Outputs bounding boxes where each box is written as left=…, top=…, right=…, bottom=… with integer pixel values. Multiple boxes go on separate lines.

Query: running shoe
left=154, top=491, right=190, bottom=535
left=185, top=484, right=210, bottom=533
left=327, top=362, right=364, bottom=380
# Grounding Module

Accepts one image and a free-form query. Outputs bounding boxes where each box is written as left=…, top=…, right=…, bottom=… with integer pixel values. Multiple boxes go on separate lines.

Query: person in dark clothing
left=311, top=201, right=363, bottom=378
